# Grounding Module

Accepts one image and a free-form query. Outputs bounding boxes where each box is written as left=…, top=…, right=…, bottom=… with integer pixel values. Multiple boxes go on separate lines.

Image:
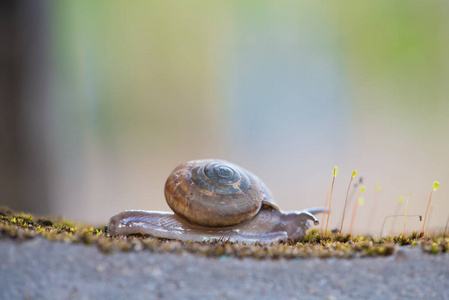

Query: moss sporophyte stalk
left=325, top=166, right=338, bottom=236
left=422, top=181, right=440, bottom=236
left=340, top=170, right=357, bottom=235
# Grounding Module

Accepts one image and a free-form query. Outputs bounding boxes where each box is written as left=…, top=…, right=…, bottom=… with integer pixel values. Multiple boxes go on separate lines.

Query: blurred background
left=1, top=0, right=448, bottom=235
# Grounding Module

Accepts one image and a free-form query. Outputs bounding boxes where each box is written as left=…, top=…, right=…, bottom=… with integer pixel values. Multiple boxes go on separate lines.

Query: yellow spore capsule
left=333, top=166, right=339, bottom=177
left=375, top=185, right=381, bottom=193
left=433, top=181, right=440, bottom=191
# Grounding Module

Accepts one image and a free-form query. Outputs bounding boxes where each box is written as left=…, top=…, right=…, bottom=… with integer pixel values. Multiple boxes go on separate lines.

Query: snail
left=107, top=159, right=325, bottom=243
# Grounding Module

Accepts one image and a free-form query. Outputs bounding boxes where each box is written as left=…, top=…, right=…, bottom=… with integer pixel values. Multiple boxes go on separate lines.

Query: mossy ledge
left=1, top=207, right=447, bottom=259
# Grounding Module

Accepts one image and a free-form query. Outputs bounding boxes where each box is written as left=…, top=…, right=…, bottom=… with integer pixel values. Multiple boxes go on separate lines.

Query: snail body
left=107, top=159, right=325, bottom=243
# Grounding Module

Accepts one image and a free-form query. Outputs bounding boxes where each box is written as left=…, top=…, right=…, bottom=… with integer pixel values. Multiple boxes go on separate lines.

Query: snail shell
left=164, top=159, right=277, bottom=227
left=107, top=159, right=325, bottom=243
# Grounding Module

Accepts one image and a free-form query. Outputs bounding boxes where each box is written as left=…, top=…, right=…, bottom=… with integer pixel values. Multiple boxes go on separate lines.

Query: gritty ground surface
left=0, top=238, right=448, bottom=300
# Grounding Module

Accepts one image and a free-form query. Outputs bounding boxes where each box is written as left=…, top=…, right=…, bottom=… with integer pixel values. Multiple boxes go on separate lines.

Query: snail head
left=280, top=210, right=320, bottom=240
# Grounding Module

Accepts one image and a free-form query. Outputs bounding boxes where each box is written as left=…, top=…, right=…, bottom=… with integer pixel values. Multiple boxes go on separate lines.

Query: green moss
left=421, top=238, right=449, bottom=254
left=1, top=207, right=447, bottom=259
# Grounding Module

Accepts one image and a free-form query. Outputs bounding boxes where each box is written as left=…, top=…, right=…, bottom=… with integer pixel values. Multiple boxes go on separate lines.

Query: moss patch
left=1, top=207, right=447, bottom=259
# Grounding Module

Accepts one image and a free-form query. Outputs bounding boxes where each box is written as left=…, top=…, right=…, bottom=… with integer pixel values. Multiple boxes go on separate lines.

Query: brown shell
left=164, top=159, right=276, bottom=227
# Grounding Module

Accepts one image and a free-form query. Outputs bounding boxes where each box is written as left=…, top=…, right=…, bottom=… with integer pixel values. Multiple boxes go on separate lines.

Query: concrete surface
left=0, top=238, right=448, bottom=300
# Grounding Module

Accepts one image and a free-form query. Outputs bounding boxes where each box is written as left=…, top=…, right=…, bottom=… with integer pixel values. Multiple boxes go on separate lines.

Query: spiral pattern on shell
left=164, top=159, right=273, bottom=227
